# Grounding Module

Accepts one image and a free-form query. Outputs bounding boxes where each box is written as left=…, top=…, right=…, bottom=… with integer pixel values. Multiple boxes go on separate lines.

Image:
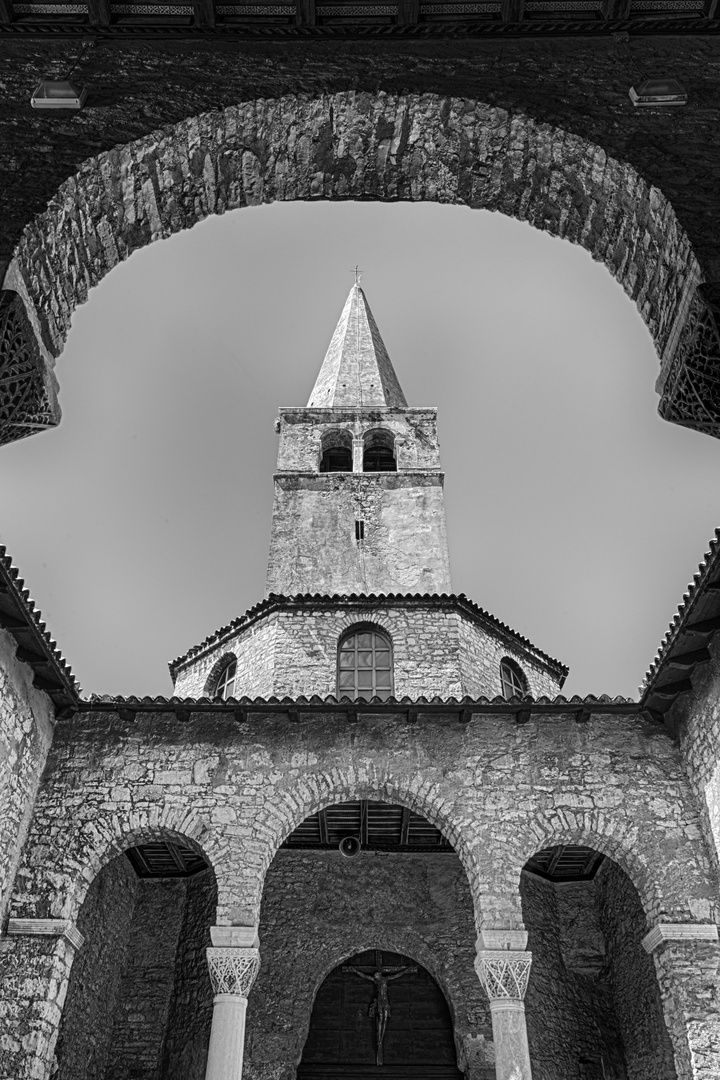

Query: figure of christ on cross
left=343, top=954, right=418, bottom=1066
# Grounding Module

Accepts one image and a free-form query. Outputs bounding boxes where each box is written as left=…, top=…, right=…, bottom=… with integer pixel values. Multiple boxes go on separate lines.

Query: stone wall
left=55, top=856, right=216, bottom=1080
left=594, top=859, right=677, bottom=1080
left=0, top=626, right=55, bottom=925
left=172, top=599, right=563, bottom=700
left=0, top=40, right=714, bottom=361
left=266, top=473, right=452, bottom=597
left=245, top=848, right=494, bottom=1080
left=3, top=702, right=718, bottom=1079
left=521, top=863, right=677, bottom=1080
left=160, top=870, right=217, bottom=1080
left=55, top=853, right=139, bottom=1080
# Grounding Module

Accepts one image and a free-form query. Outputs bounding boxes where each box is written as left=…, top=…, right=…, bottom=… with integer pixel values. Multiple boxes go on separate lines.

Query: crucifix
left=343, top=951, right=417, bottom=1066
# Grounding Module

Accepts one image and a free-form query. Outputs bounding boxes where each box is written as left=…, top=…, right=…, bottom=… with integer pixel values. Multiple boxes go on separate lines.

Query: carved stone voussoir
left=475, top=950, right=532, bottom=1001
left=207, top=946, right=260, bottom=997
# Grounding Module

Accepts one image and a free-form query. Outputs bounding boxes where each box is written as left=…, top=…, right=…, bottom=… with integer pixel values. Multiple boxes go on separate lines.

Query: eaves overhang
left=0, top=546, right=80, bottom=715
left=168, top=591, right=569, bottom=685
left=78, top=691, right=636, bottom=725
left=641, top=527, right=720, bottom=721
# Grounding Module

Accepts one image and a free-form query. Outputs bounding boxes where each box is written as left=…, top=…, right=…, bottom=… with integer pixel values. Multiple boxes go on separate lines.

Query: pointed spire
left=307, top=284, right=408, bottom=408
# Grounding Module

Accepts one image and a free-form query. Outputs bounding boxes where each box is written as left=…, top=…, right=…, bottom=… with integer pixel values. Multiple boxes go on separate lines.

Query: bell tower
left=265, top=283, right=453, bottom=597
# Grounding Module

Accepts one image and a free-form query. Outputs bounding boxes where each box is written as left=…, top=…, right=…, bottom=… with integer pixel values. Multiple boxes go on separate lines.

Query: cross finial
left=353, top=265, right=363, bottom=287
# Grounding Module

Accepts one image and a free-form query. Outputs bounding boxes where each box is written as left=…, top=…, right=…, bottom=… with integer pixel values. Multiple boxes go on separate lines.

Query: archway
left=520, top=843, right=676, bottom=1080
left=244, top=799, right=494, bottom=1080
left=298, top=949, right=462, bottom=1080
left=55, top=837, right=217, bottom=1080
left=1, top=90, right=716, bottom=446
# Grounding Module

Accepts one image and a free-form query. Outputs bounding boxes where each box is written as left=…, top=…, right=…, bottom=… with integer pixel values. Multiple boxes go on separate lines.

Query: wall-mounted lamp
left=629, top=78, right=688, bottom=108
left=31, top=81, right=87, bottom=111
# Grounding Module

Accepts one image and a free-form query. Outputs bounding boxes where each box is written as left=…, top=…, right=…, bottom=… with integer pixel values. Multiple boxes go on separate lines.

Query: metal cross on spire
left=353, top=265, right=363, bottom=287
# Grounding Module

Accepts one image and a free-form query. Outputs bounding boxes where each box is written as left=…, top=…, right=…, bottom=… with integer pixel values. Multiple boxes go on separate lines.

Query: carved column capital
left=475, top=950, right=532, bottom=1002
left=207, top=947, right=260, bottom=997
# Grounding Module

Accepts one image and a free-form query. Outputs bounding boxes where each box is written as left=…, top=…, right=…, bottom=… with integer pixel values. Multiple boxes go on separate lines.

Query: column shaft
left=489, top=999, right=532, bottom=1080
left=205, top=994, right=248, bottom=1080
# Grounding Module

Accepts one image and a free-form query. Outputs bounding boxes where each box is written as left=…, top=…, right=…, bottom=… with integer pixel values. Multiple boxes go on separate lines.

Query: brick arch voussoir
left=252, top=768, right=485, bottom=925
left=48, top=803, right=224, bottom=924
left=7, top=91, right=699, bottom=379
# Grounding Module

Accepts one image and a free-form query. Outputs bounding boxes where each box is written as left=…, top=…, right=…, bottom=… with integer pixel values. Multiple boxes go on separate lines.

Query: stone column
left=642, top=922, right=720, bottom=1080
left=475, top=930, right=533, bottom=1080
left=205, top=927, right=260, bottom=1080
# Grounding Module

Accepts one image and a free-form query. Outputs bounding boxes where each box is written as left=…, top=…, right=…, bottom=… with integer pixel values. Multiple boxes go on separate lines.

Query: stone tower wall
left=172, top=603, right=562, bottom=700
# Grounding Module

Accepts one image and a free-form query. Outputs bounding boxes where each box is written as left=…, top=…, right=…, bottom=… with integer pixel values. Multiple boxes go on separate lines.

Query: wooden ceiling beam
left=546, top=845, right=565, bottom=875
left=360, top=800, right=369, bottom=846
left=166, top=841, right=188, bottom=872
left=601, top=0, right=631, bottom=17
left=296, top=0, right=316, bottom=24
left=667, top=647, right=711, bottom=669
left=400, top=806, right=410, bottom=846
left=501, top=0, right=524, bottom=20
left=193, top=0, right=215, bottom=28
left=397, top=0, right=419, bottom=23
left=87, top=0, right=111, bottom=25
left=705, top=0, right=718, bottom=15
left=0, top=0, right=13, bottom=23
left=318, top=808, right=329, bottom=845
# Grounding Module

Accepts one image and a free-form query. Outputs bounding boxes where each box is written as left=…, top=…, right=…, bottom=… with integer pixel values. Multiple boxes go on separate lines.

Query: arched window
left=363, top=429, right=396, bottom=472
left=214, top=658, right=237, bottom=699
left=500, top=657, right=528, bottom=700
left=338, top=627, right=393, bottom=701
left=320, top=429, right=353, bottom=473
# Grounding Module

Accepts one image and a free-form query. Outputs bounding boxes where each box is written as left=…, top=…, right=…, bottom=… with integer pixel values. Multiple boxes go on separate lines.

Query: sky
left=1, top=199, right=720, bottom=700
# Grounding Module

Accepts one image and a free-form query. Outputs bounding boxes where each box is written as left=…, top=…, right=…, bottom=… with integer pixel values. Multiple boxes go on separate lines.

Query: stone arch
left=2, top=90, right=711, bottom=440
left=203, top=649, right=238, bottom=697
left=13, top=800, right=228, bottom=927
left=251, top=768, right=486, bottom=929
left=491, top=806, right=718, bottom=927
left=291, top=940, right=467, bottom=1073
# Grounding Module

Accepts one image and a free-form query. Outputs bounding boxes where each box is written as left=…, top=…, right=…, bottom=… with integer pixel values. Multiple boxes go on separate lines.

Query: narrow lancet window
left=338, top=628, right=393, bottom=701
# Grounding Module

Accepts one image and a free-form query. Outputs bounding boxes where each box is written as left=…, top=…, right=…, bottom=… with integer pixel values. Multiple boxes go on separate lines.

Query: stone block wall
left=0, top=627, right=55, bottom=925
left=54, top=855, right=216, bottom=1080
left=55, top=853, right=139, bottom=1080
left=246, top=848, right=494, bottom=1080
left=521, top=862, right=676, bottom=1080
left=172, top=600, right=563, bottom=700
left=266, top=474, right=452, bottom=597
left=3, top=703, right=718, bottom=1080
left=274, top=410, right=441, bottom=474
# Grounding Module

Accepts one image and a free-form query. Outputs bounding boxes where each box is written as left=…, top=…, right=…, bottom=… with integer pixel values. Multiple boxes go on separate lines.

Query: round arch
left=10, top=801, right=226, bottom=927
left=490, top=807, right=719, bottom=927
left=250, top=769, right=488, bottom=931
left=1, top=90, right=705, bottom=440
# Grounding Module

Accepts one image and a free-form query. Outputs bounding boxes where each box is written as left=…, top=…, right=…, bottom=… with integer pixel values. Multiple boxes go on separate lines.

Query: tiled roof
left=0, top=545, right=80, bottom=712
left=80, top=692, right=634, bottom=714
left=641, top=527, right=720, bottom=715
left=168, top=591, right=569, bottom=682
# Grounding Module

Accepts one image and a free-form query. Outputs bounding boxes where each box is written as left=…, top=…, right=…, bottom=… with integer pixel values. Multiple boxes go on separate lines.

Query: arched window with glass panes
left=499, top=657, right=528, bottom=700
left=337, top=627, right=393, bottom=701
left=214, top=657, right=238, bottom=700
